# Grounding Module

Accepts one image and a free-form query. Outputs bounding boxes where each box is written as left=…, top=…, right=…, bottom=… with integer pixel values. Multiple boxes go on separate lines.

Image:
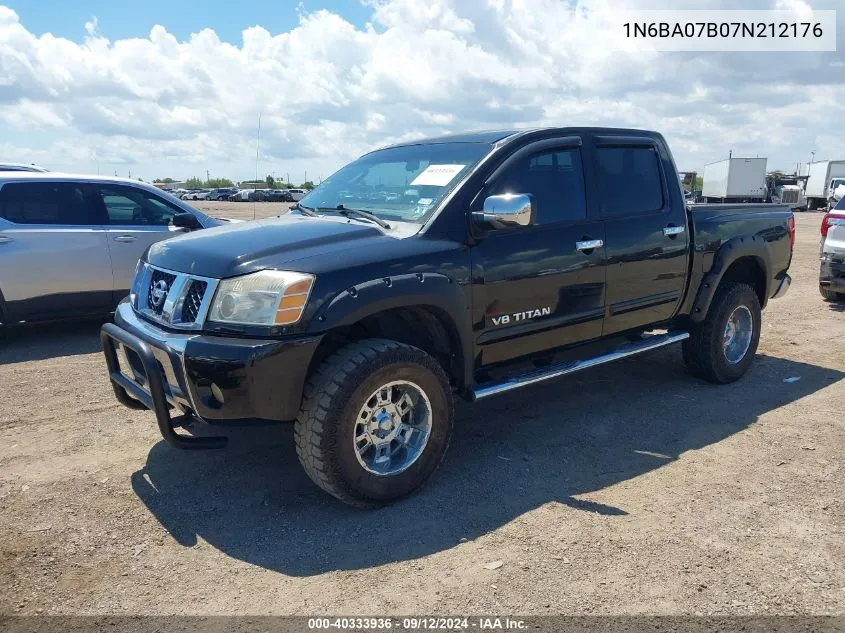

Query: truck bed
left=687, top=202, right=794, bottom=289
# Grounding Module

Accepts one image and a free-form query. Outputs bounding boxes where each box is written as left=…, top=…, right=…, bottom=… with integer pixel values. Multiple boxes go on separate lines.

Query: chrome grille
left=133, top=263, right=218, bottom=331
left=181, top=280, right=207, bottom=323
left=781, top=190, right=799, bottom=204
left=147, top=270, right=177, bottom=314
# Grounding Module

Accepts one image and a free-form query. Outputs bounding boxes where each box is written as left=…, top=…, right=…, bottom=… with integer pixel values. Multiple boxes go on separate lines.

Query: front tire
left=820, top=284, right=845, bottom=302
left=295, top=338, right=454, bottom=507
left=683, top=282, right=761, bottom=384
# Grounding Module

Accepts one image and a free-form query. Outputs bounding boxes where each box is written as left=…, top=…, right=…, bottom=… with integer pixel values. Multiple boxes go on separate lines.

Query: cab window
left=487, top=148, right=587, bottom=225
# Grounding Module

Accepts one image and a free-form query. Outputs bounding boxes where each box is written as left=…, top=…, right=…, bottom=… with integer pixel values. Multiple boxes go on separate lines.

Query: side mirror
left=474, top=193, right=536, bottom=229
left=172, top=212, right=202, bottom=230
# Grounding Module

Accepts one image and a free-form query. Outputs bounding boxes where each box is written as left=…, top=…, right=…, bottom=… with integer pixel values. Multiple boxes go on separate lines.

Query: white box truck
left=702, top=157, right=768, bottom=202
left=805, top=160, right=845, bottom=210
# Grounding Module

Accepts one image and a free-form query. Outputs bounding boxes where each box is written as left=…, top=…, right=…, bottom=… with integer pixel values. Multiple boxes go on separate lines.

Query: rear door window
left=596, top=146, right=664, bottom=216
left=0, top=182, right=94, bottom=225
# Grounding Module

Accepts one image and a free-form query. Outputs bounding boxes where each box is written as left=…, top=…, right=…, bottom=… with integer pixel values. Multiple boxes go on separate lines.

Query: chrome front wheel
left=354, top=381, right=432, bottom=476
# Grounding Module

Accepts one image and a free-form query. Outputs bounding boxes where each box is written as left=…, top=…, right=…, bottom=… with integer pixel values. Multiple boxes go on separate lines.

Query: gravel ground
left=0, top=212, right=842, bottom=616
left=192, top=199, right=294, bottom=221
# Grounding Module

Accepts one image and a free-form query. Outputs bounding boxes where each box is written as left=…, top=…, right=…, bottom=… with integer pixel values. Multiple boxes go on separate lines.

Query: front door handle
left=663, top=225, right=685, bottom=237
left=0, top=235, right=13, bottom=245
left=576, top=239, right=604, bottom=252
left=113, top=235, right=136, bottom=243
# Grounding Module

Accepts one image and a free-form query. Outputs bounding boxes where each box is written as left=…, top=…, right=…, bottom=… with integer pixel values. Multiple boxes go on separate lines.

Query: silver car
left=0, top=173, right=222, bottom=325
left=0, top=162, right=48, bottom=172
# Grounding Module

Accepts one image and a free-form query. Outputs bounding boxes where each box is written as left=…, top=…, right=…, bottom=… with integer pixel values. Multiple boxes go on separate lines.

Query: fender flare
left=689, top=235, right=773, bottom=323
left=309, top=272, right=474, bottom=387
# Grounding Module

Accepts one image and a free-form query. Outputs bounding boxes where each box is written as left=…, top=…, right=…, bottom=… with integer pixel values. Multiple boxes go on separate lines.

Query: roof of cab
left=375, top=127, right=662, bottom=152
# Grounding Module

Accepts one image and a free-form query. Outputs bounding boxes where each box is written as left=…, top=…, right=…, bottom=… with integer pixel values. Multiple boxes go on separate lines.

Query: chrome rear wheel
left=722, top=305, right=753, bottom=364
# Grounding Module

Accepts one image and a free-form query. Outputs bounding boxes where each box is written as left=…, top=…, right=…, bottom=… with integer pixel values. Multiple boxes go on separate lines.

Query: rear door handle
left=576, top=239, right=603, bottom=252
left=0, top=235, right=13, bottom=245
left=113, top=235, right=136, bottom=243
left=663, top=225, right=685, bottom=237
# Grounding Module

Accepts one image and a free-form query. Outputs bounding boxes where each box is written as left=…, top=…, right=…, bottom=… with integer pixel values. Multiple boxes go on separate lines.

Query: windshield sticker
left=417, top=198, right=433, bottom=206
left=410, top=164, right=466, bottom=187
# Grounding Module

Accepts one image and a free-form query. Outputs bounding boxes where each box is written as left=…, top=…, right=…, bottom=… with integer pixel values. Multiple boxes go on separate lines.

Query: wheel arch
left=689, top=236, right=772, bottom=323
left=306, top=273, right=473, bottom=390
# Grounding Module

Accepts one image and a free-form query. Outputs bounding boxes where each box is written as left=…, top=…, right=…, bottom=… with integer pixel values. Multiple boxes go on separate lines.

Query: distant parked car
left=0, top=162, right=49, bottom=173
left=283, top=188, right=307, bottom=202
left=0, top=173, right=222, bottom=325
left=248, top=189, right=272, bottom=202
left=206, top=188, right=238, bottom=201
left=181, top=189, right=210, bottom=201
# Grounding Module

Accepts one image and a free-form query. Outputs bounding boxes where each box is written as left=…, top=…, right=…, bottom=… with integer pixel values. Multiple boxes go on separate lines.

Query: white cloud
left=0, top=0, right=843, bottom=181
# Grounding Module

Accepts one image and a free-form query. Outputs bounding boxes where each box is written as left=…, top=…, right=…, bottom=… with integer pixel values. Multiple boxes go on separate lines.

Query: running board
left=471, top=331, right=690, bottom=401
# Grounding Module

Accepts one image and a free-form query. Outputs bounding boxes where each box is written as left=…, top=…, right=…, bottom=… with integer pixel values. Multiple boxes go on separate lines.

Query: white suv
left=820, top=199, right=845, bottom=301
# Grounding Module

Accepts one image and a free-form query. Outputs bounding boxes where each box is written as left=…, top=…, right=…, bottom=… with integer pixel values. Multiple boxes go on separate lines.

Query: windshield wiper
left=318, top=204, right=391, bottom=229
left=291, top=202, right=318, bottom=217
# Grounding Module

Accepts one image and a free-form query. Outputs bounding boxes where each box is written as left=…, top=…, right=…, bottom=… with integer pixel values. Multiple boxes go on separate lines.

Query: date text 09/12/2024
left=307, top=617, right=527, bottom=630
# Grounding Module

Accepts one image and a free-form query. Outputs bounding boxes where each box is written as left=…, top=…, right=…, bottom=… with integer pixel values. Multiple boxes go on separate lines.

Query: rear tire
left=682, top=282, right=761, bottom=384
left=820, top=284, right=845, bottom=302
left=295, top=338, right=454, bottom=507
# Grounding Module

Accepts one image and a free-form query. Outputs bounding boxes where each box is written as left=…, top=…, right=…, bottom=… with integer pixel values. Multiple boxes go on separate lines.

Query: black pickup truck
left=100, top=128, right=794, bottom=506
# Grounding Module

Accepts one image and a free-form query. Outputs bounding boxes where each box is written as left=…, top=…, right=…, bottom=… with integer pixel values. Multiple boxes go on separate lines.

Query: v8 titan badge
left=490, top=306, right=551, bottom=326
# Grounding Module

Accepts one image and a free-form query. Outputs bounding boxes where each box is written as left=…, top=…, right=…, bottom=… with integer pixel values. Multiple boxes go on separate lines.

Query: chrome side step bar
left=471, top=331, right=690, bottom=401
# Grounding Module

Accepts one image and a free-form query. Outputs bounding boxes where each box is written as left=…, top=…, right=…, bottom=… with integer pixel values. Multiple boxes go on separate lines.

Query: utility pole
left=206, top=169, right=210, bottom=184
left=304, top=170, right=307, bottom=185
left=286, top=172, right=290, bottom=187
left=810, top=151, right=815, bottom=165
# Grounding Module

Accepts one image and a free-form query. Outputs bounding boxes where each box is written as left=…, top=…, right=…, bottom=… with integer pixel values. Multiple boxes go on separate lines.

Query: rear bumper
left=101, top=301, right=322, bottom=446
left=771, top=274, right=792, bottom=299
left=820, top=258, right=845, bottom=291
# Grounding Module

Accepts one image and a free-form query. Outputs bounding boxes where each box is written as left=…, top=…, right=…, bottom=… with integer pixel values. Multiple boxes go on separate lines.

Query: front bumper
left=820, top=257, right=845, bottom=292
left=101, top=301, right=322, bottom=448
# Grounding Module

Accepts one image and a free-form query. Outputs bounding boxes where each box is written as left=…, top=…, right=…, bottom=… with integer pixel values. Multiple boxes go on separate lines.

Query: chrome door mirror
left=476, top=193, right=536, bottom=229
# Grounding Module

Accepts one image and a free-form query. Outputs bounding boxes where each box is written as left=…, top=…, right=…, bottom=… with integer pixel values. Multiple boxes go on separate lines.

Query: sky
left=0, top=0, right=843, bottom=184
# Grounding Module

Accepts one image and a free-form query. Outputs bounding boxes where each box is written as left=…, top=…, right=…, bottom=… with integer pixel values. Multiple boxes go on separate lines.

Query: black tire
left=682, top=282, right=761, bottom=384
left=820, top=284, right=845, bottom=302
left=807, top=198, right=816, bottom=211
left=295, top=338, right=454, bottom=507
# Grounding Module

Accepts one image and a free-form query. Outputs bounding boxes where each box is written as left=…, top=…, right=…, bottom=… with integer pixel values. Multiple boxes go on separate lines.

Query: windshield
left=299, top=142, right=491, bottom=223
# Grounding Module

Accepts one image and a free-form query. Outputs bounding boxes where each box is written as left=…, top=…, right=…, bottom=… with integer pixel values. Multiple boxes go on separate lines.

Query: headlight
left=129, top=260, right=144, bottom=306
left=208, top=270, right=315, bottom=326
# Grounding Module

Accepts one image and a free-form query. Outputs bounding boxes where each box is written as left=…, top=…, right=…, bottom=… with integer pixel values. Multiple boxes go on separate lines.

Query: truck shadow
left=0, top=318, right=105, bottom=364
left=131, top=349, right=842, bottom=576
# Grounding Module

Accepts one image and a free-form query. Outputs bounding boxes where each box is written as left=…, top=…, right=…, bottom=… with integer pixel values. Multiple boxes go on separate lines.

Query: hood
left=146, top=214, right=400, bottom=278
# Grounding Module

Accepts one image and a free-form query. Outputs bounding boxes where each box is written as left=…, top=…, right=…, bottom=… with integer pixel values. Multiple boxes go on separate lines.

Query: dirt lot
left=191, top=199, right=295, bottom=222
left=0, top=212, right=842, bottom=616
